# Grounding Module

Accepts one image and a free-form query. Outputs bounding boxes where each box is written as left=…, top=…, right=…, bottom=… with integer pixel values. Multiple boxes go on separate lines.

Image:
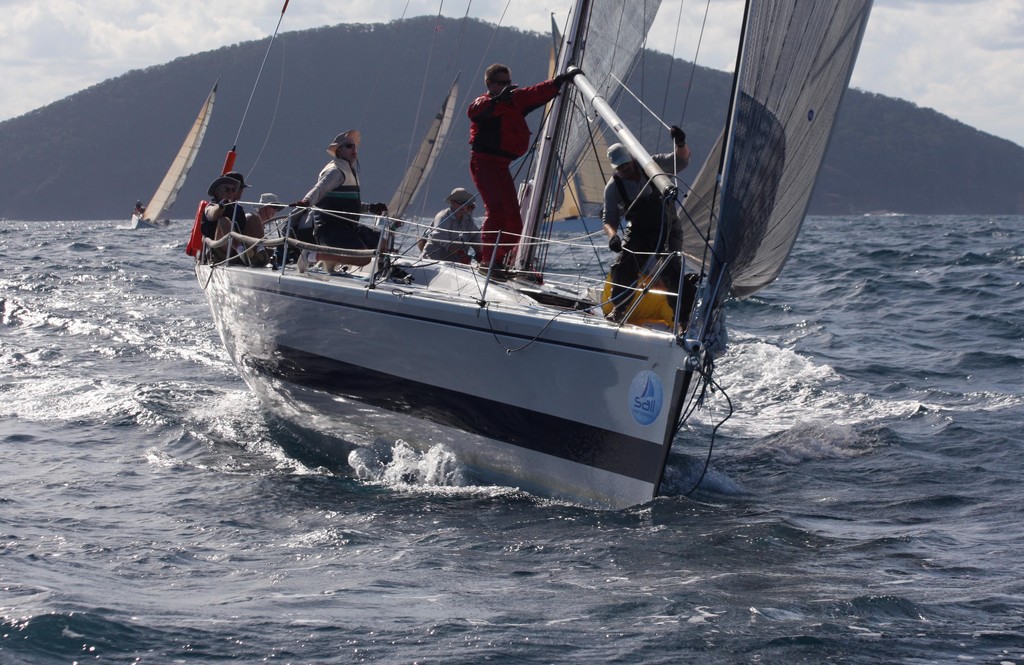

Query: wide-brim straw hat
left=446, top=187, right=473, bottom=205
left=327, top=130, right=361, bottom=156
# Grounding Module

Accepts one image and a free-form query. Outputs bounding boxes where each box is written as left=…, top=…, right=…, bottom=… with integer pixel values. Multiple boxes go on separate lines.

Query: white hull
left=130, top=213, right=168, bottom=229
left=197, top=262, right=696, bottom=509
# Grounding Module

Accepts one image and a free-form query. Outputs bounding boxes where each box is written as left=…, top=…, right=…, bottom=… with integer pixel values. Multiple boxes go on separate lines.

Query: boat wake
left=349, top=439, right=471, bottom=489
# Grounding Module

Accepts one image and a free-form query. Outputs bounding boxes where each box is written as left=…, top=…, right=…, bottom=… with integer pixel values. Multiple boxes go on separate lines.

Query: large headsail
left=143, top=82, right=218, bottom=223
left=518, top=0, right=662, bottom=267
left=388, top=75, right=459, bottom=218
left=683, top=1, right=873, bottom=301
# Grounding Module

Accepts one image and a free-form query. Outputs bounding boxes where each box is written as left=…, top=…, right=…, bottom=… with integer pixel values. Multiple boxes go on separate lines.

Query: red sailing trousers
left=470, top=152, right=522, bottom=266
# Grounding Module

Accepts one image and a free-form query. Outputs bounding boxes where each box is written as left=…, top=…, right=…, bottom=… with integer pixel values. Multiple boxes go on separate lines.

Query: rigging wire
left=680, top=0, right=713, bottom=122
left=406, top=2, right=474, bottom=220
left=246, top=38, right=288, bottom=180
left=638, top=0, right=651, bottom=141
left=677, top=356, right=732, bottom=498
left=659, top=0, right=688, bottom=120
left=397, top=2, right=447, bottom=190
left=610, top=72, right=670, bottom=132
left=224, top=0, right=291, bottom=174
left=466, top=0, right=513, bottom=105
left=358, top=0, right=413, bottom=129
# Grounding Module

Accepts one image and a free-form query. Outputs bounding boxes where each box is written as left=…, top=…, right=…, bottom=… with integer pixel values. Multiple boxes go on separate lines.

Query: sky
left=1, top=0, right=1022, bottom=147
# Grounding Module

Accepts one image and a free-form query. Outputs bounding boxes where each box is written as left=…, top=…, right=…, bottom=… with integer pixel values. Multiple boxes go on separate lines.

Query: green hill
left=1, top=16, right=1022, bottom=220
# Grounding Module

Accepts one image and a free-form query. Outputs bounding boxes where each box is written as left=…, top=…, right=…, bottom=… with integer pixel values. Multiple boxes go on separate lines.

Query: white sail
left=684, top=2, right=874, bottom=302
left=519, top=0, right=663, bottom=267
left=387, top=75, right=459, bottom=218
left=138, top=82, right=217, bottom=226
left=544, top=17, right=610, bottom=223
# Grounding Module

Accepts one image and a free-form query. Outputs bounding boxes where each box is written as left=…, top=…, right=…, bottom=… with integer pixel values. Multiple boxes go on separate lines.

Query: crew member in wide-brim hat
left=207, top=175, right=239, bottom=199
left=224, top=171, right=250, bottom=190
left=327, top=130, right=361, bottom=156
left=256, top=193, right=281, bottom=223
left=446, top=187, right=474, bottom=205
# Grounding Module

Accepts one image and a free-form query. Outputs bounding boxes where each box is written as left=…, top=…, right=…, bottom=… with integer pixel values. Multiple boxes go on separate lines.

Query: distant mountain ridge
left=1, top=16, right=1022, bottom=221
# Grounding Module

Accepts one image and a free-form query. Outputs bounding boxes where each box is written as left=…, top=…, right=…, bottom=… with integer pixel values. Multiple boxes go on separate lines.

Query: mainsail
left=682, top=2, right=874, bottom=301
left=387, top=76, right=459, bottom=218
left=141, top=82, right=218, bottom=224
left=546, top=17, right=612, bottom=222
left=519, top=0, right=663, bottom=264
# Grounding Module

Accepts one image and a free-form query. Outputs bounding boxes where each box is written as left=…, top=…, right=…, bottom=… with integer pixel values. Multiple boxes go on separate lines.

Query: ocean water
left=1, top=215, right=1022, bottom=664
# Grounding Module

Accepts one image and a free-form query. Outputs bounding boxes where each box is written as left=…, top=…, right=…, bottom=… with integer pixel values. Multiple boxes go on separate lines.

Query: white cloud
left=852, top=0, right=1024, bottom=143
left=0, top=0, right=1021, bottom=146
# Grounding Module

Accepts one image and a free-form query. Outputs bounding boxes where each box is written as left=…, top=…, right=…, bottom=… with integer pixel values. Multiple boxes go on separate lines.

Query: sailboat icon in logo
left=629, top=370, right=664, bottom=426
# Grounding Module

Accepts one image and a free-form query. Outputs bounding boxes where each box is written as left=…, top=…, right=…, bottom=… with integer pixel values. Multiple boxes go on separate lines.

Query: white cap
left=607, top=143, right=631, bottom=167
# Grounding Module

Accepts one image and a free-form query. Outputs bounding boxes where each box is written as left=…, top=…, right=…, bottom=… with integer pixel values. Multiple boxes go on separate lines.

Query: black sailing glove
left=608, top=235, right=623, bottom=253
left=670, top=125, right=687, bottom=146
left=553, top=69, right=584, bottom=86
left=495, top=84, right=518, bottom=102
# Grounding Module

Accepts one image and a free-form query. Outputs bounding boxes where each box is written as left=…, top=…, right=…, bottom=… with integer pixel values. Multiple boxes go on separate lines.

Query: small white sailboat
left=193, top=0, right=873, bottom=508
left=132, top=82, right=217, bottom=229
left=387, top=75, right=459, bottom=219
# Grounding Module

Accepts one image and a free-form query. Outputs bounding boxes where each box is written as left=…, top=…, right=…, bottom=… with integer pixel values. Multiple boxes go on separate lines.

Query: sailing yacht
left=192, top=0, right=873, bottom=509
left=132, top=82, right=217, bottom=229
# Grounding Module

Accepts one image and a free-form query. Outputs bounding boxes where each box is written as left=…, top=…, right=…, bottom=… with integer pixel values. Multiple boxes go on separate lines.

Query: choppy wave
left=1, top=217, right=1022, bottom=663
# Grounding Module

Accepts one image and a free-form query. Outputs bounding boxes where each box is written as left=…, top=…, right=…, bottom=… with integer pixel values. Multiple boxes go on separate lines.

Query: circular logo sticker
left=628, top=370, right=664, bottom=426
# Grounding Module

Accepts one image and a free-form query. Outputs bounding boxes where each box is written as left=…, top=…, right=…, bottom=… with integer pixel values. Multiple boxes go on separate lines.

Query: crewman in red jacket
left=467, top=63, right=582, bottom=277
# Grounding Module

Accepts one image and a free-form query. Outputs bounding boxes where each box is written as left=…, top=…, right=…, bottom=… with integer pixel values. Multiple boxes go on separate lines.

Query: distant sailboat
left=387, top=75, right=459, bottom=219
left=131, top=82, right=218, bottom=229
left=550, top=121, right=611, bottom=221
left=548, top=20, right=609, bottom=223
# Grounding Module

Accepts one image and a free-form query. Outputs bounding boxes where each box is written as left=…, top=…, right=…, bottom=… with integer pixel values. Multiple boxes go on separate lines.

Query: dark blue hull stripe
left=250, top=345, right=669, bottom=484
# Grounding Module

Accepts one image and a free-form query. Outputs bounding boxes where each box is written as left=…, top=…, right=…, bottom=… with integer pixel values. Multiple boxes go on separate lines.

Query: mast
left=516, top=0, right=667, bottom=271
left=514, top=0, right=591, bottom=272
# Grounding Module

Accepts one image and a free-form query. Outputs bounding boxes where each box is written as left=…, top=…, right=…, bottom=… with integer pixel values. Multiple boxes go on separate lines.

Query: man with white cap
left=602, top=125, right=693, bottom=323
left=421, top=187, right=480, bottom=263
left=255, top=192, right=281, bottom=222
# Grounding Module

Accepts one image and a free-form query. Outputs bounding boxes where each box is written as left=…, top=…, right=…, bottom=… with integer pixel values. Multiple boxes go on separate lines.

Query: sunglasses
left=489, top=79, right=512, bottom=85
left=340, top=142, right=357, bottom=149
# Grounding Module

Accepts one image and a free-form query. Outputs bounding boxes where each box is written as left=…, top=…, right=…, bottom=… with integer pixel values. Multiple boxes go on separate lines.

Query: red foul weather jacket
left=467, top=80, right=560, bottom=160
